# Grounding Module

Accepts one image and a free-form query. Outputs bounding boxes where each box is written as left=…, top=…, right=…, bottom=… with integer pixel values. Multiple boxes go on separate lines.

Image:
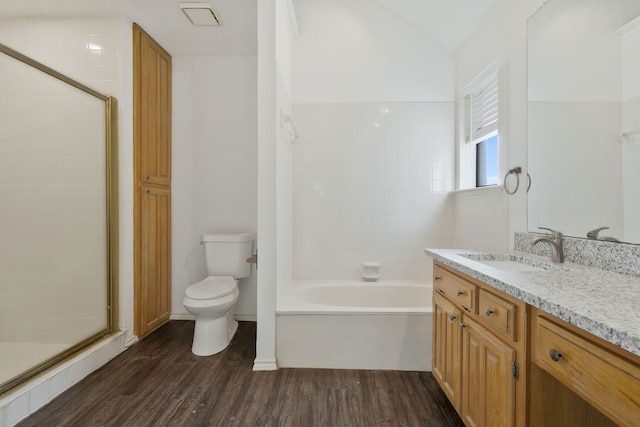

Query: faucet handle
left=587, top=226, right=609, bottom=239
left=538, top=227, right=562, bottom=239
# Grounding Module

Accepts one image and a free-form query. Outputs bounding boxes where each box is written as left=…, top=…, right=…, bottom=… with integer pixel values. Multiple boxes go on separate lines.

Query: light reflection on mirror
left=527, top=0, right=640, bottom=244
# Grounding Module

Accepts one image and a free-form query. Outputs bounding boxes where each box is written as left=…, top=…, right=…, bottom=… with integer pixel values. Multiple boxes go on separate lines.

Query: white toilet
left=183, top=232, right=254, bottom=356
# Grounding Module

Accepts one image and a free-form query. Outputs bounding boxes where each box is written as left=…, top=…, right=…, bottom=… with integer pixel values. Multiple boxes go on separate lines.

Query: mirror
left=528, top=0, right=640, bottom=244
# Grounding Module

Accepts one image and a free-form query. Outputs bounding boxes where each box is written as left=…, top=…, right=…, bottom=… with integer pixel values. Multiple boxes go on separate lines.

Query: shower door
left=0, top=43, right=116, bottom=394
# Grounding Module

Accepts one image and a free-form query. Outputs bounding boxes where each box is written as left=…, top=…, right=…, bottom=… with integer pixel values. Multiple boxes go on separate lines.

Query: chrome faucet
left=532, top=227, right=564, bottom=263
left=587, top=226, right=620, bottom=242
left=587, top=227, right=609, bottom=239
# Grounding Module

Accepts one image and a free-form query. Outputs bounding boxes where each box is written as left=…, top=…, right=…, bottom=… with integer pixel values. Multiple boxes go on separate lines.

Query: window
left=476, top=134, right=498, bottom=186
left=459, top=60, right=507, bottom=190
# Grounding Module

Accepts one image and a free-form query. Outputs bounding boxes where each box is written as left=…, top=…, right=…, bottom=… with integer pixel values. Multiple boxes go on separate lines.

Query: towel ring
left=504, top=167, right=522, bottom=195
left=526, top=173, right=531, bottom=192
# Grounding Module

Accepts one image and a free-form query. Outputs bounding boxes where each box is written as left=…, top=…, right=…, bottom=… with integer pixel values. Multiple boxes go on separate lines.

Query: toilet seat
left=186, top=276, right=237, bottom=301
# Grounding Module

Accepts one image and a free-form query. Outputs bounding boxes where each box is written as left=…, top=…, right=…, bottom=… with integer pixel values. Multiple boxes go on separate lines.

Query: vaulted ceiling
left=0, top=0, right=496, bottom=55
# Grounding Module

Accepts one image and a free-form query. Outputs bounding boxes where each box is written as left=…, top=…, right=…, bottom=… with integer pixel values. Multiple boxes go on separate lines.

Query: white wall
left=454, top=0, right=543, bottom=250
left=171, top=55, right=258, bottom=319
left=254, top=0, right=279, bottom=371
left=0, top=18, right=133, bottom=343
left=291, top=0, right=454, bottom=103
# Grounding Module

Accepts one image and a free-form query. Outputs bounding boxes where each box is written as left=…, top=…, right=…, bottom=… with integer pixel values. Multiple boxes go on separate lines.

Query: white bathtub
left=276, top=281, right=432, bottom=371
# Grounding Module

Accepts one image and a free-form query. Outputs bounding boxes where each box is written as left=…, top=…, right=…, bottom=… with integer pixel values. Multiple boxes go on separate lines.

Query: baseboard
left=253, top=358, right=278, bottom=371
left=125, top=335, right=139, bottom=347
left=170, top=313, right=256, bottom=322
left=169, top=313, right=258, bottom=322
left=170, top=313, right=195, bottom=321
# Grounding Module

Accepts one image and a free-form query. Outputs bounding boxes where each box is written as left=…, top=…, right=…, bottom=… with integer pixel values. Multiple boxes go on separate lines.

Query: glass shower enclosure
left=0, top=43, right=116, bottom=394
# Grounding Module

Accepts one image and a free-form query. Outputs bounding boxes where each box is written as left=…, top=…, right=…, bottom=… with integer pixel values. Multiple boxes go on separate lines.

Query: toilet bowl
left=183, top=232, right=254, bottom=356
left=183, top=276, right=240, bottom=356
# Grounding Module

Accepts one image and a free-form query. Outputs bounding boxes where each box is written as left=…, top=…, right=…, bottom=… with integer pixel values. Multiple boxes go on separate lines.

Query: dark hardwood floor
left=18, top=321, right=464, bottom=427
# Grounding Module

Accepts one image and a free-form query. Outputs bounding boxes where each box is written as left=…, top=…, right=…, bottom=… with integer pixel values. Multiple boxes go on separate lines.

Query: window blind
left=470, top=70, right=498, bottom=144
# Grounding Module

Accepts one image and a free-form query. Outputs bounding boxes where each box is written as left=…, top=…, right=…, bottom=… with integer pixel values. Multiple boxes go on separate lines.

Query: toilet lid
left=186, top=276, right=237, bottom=300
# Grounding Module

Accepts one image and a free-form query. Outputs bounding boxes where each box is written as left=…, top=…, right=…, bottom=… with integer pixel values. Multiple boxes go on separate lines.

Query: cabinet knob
left=460, top=323, right=466, bottom=329
left=449, top=315, right=457, bottom=322
left=485, top=308, right=494, bottom=316
left=144, top=175, right=150, bottom=181
left=549, top=349, right=563, bottom=362
left=457, top=290, right=464, bottom=297
left=145, top=188, right=151, bottom=194
left=434, top=276, right=442, bottom=281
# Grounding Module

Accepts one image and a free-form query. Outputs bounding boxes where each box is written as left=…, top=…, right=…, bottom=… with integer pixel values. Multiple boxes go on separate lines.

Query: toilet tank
left=201, top=232, right=254, bottom=279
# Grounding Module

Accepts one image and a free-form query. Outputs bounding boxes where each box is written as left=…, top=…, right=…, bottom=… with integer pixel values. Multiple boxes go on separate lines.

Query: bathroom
left=2, top=0, right=640, bottom=425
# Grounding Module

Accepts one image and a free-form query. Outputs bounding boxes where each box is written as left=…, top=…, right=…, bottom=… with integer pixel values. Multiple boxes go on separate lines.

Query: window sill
left=453, top=185, right=505, bottom=196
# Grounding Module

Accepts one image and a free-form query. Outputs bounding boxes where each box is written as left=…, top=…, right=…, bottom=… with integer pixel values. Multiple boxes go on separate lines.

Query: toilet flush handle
left=246, top=250, right=258, bottom=269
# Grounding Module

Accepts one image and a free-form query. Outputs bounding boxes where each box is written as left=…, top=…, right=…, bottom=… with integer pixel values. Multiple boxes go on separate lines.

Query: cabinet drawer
left=433, top=266, right=476, bottom=313
left=532, top=315, right=640, bottom=427
left=478, top=289, right=517, bottom=342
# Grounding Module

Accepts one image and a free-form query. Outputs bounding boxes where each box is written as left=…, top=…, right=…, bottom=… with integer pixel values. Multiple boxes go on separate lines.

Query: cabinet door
left=134, top=24, right=172, bottom=186
left=462, top=316, right=516, bottom=427
left=139, top=185, right=171, bottom=336
left=433, top=292, right=463, bottom=412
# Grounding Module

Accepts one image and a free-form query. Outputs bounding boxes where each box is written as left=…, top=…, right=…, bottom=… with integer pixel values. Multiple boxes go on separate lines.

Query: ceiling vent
left=180, top=2, right=222, bottom=26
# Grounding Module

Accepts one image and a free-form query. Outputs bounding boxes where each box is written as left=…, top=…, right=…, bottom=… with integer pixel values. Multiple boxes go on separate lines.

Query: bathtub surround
left=277, top=280, right=432, bottom=371
left=292, top=102, right=455, bottom=282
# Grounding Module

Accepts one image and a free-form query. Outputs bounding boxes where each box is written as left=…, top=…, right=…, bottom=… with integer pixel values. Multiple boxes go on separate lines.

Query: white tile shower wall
left=453, top=187, right=509, bottom=252
left=0, top=20, right=128, bottom=420
left=292, top=103, right=454, bottom=281
left=0, top=19, right=124, bottom=343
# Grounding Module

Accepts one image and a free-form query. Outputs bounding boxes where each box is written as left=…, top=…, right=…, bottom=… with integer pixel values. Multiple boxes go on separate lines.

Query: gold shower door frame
left=0, top=43, right=117, bottom=394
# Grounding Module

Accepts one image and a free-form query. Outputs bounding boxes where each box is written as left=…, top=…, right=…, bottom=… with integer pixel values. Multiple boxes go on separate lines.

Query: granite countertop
left=425, top=248, right=640, bottom=358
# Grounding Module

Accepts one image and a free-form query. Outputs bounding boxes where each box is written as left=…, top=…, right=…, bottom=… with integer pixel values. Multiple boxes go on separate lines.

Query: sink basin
left=459, top=253, right=568, bottom=272
left=472, top=259, right=545, bottom=272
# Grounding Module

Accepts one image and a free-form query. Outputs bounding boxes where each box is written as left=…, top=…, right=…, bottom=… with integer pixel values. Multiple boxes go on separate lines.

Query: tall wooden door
left=139, top=185, right=171, bottom=334
left=133, top=23, right=172, bottom=338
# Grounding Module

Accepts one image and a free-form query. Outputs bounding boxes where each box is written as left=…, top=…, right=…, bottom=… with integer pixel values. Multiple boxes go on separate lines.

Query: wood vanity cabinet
left=462, top=315, right=516, bottom=427
left=432, top=262, right=527, bottom=427
left=433, top=292, right=463, bottom=411
left=530, top=307, right=640, bottom=427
